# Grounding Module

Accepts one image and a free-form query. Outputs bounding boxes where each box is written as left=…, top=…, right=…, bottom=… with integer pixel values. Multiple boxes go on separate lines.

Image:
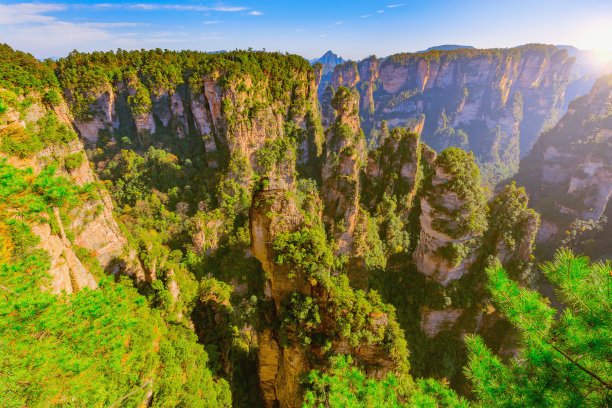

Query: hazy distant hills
left=556, top=45, right=612, bottom=113
left=417, top=44, right=475, bottom=52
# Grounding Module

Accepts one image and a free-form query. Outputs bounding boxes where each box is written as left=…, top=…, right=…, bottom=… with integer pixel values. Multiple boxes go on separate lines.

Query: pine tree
left=465, top=249, right=612, bottom=407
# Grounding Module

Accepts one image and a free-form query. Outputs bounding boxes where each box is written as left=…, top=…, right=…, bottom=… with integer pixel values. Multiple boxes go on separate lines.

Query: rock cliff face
left=0, top=94, right=142, bottom=293
left=516, top=74, right=612, bottom=258
left=413, top=149, right=488, bottom=285
left=250, top=187, right=407, bottom=408
left=329, top=45, right=575, bottom=183
left=321, top=87, right=366, bottom=254
left=66, top=67, right=322, bottom=186
left=362, top=125, right=428, bottom=218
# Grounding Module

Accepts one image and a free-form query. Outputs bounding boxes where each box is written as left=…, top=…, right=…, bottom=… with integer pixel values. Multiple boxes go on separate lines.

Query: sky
left=1, top=0, right=612, bottom=60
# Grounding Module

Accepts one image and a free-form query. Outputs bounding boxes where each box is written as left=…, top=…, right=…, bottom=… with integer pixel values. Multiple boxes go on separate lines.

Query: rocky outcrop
left=330, top=45, right=575, bottom=181
left=71, top=82, right=119, bottom=143
left=421, top=308, right=464, bottom=338
left=516, top=74, right=612, bottom=258
left=250, top=189, right=309, bottom=408
left=414, top=149, right=488, bottom=285
left=32, top=220, right=97, bottom=294
left=362, top=126, right=426, bottom=214
left=0, top=93, right=144, bottom=290
left=250, top=188, right=407, bottom=408
left=320, top=87, right=366, bottom=254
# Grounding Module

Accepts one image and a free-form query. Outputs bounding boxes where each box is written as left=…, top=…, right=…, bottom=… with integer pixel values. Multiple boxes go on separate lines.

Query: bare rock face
left=330, top=45, right=575, bottom=176
left=250, top=189, right=308, bottom=307
left=516, top=74, right=612, bottom=258
left=414, top=149, right=488, bottom=285
left=67, top=67, right=323, bottom=180
left=421, top=308, right=464, bottom=338
left=249, top=189, right=313, bottom=408
left=331, top=61, right=360, bottom=89
left=71, top=82, right=118, bottom=143
left=32, top=217, right=97, bottom=295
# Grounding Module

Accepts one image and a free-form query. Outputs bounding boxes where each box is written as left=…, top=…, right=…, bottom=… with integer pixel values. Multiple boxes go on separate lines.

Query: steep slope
left=0, top=44, right=230, bottom=408
left=329, top=44, right=575, bottom=185
left=0, top=49, right=143, bottom=292
left=516, top=74, right=612, bottom=259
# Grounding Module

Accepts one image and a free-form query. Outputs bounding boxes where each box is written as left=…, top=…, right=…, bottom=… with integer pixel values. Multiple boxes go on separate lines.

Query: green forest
left=0, top=43, right=610, bottom=408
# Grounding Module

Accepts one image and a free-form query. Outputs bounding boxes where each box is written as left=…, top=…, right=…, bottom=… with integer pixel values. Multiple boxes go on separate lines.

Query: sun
left=574, top=20, right=612, bottom=53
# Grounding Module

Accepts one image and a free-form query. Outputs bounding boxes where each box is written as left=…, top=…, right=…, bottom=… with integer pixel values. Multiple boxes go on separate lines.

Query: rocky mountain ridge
left=327, top=44, right=575, bottom=186
left=516, top=74, right=612, bottom=259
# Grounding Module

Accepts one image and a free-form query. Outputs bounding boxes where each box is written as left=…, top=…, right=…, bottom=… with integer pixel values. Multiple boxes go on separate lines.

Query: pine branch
left=107, top=379, right=152, bottom=408
left=496, top=279, right=612, bottom=391
left=550, top=344, right=612, bottom=390
left=0, top=285, right=17, bottom=294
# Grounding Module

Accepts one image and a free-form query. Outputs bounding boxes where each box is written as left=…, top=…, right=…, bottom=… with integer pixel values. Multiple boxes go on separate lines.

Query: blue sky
left=1, top=0, right=612, bottom=60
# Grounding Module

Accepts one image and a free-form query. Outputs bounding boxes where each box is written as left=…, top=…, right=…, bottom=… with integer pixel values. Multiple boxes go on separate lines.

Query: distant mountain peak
left=313, top=50, right=344, bottom=66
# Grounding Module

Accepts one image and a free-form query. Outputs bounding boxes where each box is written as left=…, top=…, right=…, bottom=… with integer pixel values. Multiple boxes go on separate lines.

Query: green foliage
left=64, top=152, right=85, bottom=170
left=331, top=86, right=358, bottom=112
left=36, top=113, right=77, bottom=144
left=303, top=355, right=407, bottom=408
left=302, top=355, right=467, bottom=408
left=465, top=249, right=612, bottom=407
left=0, top=123, right=43, bottom=158
left=560, top=216, right=607, bottom=255
left=127, top=79, right=153, bottom=117
left=255, top=135, right=296, bottom=175
left=0, top=159, right=230, bottom=408
left=437, top=242, right=470, bottom=267
left=281, top=292, right=321, bottom=346
left=273, top=225, right=334, bottom=278
left=484, top=182, right=539, bottom=279
left=0, top=43, right=59, bottom=94
left=42, top=89, right=61, bottom=107
left=56, top=48, right=315, bottom=121
left=429, top=148, right=488, bottom=237
left=375, top=194, right=411, bottom=255
left=0, top=112, right=76, bottom=158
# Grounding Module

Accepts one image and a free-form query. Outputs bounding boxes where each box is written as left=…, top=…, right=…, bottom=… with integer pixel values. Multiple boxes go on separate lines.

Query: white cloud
left=377, top=10, right=384, bottom=13
left=387, top=4, right=404, bottom=7
left=248, top=10, right=263, bottom=15
left=296, top=28, right=306, bottom=32
left=361, top=14, right=371, bottom=18
left=2, top=20, right=114, bottom=56
left=0, top=2, right=65, bottom=25
left=335, top=21, right=343, bottom=25
left=214, top=6, right=247, bottom=12
left=125, top=3, right=247, bottom=12
left=204, top=20, right=221, bottom=24
left=83, top=22, right=149, bottom=28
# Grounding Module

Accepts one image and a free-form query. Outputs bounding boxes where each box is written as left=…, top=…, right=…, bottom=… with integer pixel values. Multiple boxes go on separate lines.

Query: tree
left=465, top=249, right=612, bottom=407
left=302, top=354, right=468, bottom=408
